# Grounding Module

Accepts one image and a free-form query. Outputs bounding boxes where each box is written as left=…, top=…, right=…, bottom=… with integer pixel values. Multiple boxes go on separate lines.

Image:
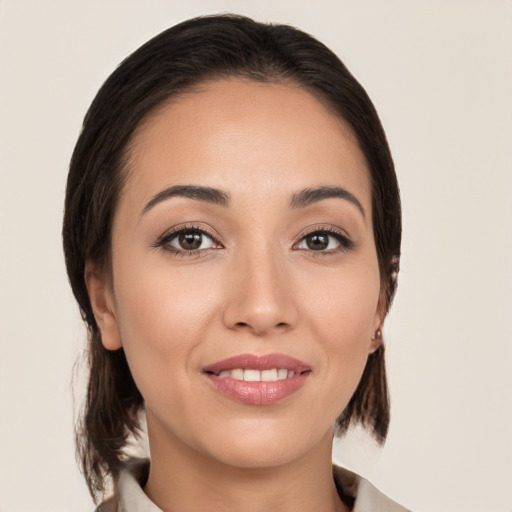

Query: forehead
left=122, top=79, right=372, bottom=213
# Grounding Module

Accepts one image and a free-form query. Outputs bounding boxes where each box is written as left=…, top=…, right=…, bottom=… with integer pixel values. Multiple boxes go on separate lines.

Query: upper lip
left=203, top=353, right=311, bottom=374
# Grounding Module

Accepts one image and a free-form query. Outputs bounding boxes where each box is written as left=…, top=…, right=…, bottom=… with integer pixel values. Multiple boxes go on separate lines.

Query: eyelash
left=153, top=225, right=354, bottom=257
left=152, top=224, right=222, bottom=258
left=293, top=227, right=354, bottom=255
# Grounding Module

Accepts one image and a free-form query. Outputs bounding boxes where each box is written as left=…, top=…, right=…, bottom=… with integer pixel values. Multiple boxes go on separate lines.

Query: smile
left=203, top=354, right=311, bottom=405
left=215, top=368, right=298, bottom=381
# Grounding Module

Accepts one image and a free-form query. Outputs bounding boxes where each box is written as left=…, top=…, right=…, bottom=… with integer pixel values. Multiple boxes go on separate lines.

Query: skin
left=87, top=79, right=384, bottom=512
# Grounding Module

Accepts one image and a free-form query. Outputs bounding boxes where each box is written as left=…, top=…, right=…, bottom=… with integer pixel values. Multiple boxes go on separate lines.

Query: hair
left=63, top=13, right=401, bottom=500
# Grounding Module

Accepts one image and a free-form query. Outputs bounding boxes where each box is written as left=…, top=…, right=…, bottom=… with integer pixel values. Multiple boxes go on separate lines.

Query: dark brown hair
left=63, top=14, right=401, bottom=500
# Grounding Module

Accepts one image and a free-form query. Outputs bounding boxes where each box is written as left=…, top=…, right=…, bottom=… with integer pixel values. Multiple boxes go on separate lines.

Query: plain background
left=1, top=1, right=511, bottom=511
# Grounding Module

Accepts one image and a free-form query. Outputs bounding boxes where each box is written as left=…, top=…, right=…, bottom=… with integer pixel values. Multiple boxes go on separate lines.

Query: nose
left=222, top=246, right=298, bottom=336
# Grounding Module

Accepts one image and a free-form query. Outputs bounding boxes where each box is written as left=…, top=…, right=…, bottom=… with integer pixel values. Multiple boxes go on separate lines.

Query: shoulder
left=94, top=459, right=160, bottom=512
left=333, top=465, right=412, bottom=512
left=95, top=498, right=117, bottom=512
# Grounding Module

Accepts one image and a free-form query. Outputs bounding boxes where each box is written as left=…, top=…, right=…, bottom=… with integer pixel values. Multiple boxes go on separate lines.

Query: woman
left=63, top=14, right=406, bottom=512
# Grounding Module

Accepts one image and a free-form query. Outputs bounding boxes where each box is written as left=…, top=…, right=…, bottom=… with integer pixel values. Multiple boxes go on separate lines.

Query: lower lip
left=205, top=373, right=310, bottom=405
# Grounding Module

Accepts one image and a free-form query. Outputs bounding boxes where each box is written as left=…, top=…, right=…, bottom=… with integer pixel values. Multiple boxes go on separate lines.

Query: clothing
left=97, top=458, right=411, bottom=512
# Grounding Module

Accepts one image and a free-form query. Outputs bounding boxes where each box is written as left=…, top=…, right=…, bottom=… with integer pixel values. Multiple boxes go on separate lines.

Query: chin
left=197, top=417, right=332, bottom=469
left=207, top=440, right=304, bottom=469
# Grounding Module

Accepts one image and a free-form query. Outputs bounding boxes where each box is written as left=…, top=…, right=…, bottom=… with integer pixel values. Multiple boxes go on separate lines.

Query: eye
left=295, top=229, right=353, bottom=253
left=169, top=230, right=215, bottom=251
left=154, top=226, right=221, bottom=255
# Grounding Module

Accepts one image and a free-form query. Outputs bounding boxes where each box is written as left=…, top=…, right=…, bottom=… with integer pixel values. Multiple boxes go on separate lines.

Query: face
left=88, top=79, right=383, bottom=469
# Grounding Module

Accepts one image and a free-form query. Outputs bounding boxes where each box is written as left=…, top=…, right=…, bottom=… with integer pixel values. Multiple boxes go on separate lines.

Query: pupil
left=307, top=234, right=328, bottom=250
left=179, top=232, right=202, bottom=250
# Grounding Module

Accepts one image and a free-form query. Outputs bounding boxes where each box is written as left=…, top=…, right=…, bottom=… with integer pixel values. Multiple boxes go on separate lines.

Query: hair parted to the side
left=62, top=14, right=401, bottom=501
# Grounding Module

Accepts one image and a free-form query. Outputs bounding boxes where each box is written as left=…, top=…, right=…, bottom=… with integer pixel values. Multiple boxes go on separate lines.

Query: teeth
left=277, top=369, right=288, bottom=380
left=244, top=369, right=261, bottom=382
left=261, top=369, right=278, bottom=381
left=216, top=368, right=297, bottom=381
left=230, top=368, right=244, bottom=380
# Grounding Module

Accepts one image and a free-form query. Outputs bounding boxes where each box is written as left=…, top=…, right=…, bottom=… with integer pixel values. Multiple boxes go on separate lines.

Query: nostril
left=231, top=320, right=289, bottom=335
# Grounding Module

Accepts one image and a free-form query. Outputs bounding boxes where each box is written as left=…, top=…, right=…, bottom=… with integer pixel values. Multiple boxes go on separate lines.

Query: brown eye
left=178, top=232, right=203, bottom=250
left=161, top=228, right=218, bottom=253
left=295, top=229, right=354, bottom=253
left=306, top=234, right=329, bottom=250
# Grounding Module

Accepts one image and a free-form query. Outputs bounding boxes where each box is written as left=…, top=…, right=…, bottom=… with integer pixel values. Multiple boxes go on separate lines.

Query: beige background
left=1, top=1, right=511, bottom=511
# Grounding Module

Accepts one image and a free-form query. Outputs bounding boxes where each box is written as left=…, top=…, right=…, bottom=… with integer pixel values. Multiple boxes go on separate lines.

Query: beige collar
left=98, top=459, right=410, bottom=512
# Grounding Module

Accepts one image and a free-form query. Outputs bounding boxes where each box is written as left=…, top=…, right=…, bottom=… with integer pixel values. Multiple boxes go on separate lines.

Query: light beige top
left=97, top=459, right=411, bottom=512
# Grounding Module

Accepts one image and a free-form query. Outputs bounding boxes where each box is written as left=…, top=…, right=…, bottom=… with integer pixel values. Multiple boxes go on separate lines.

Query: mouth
left=208, top=368, right=302, bottom=381
left=203, top=353, right=311, bottom=405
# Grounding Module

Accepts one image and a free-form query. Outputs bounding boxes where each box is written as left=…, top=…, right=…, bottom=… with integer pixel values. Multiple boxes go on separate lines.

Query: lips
left=203, top=353, right=311, bottom=405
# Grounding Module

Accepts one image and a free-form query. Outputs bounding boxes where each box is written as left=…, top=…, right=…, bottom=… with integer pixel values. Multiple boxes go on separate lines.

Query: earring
left=371, top=329, right=382, bottom=341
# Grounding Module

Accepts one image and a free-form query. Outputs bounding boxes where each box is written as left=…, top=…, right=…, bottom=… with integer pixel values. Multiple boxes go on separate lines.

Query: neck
left=143, top=422, right=349, bottom=512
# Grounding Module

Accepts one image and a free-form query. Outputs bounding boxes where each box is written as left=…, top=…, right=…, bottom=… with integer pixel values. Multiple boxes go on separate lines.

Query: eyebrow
left=290, top=186, right=365, bottom=217
left=142, top=183, right=365, bottom=218
left=142, top=185, right=230, bottom=215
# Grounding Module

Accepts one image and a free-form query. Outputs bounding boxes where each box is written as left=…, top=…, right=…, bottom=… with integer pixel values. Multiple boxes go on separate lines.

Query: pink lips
left=203, top=353, right=311, bottom=405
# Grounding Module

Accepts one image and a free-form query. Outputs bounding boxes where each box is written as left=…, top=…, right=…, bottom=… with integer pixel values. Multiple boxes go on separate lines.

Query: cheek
left=111, top=258, right=222, bottom=400
left=300, top=258, right=381, bottom=399
left=114, top=246, right=220, bottom=330
left=302, top=257, right=381, bottom=341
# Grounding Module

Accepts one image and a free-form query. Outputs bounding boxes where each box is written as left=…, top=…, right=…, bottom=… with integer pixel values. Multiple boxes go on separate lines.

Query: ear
left=369, top=287, right=387, bottom=354
left=369, top=256, right=399, bottom=354
left=84, top=262, right=122, bottom=350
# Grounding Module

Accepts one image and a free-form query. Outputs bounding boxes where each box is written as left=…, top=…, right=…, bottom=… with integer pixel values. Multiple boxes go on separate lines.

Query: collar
left=98, top=458, right=410, bottom=512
